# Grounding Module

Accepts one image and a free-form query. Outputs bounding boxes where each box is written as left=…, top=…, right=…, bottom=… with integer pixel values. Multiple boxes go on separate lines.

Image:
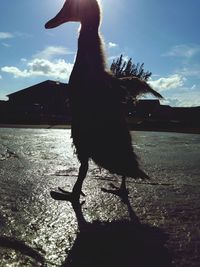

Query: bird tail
left=119, top=76, right=163, bottom=99
left=143, top=81, right=163, bottom=99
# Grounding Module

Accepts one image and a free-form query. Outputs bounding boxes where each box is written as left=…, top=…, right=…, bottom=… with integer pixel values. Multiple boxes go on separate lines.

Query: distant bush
left=110, top=54, right=152, bottom=81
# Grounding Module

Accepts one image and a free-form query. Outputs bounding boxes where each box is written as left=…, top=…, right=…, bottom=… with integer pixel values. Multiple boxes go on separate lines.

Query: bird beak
left=45, top=0, right=77, bottom=29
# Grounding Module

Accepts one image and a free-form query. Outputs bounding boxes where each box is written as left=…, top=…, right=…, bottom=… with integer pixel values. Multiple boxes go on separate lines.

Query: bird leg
left=101, top=176, right=129, bottom=203
left=50, top=159, right=88, bottom=202
left=72, top=159, right=88, bottom=198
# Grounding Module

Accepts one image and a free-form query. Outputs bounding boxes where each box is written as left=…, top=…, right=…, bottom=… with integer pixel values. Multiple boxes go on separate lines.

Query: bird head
left=45, top=0, right=101, bottom=29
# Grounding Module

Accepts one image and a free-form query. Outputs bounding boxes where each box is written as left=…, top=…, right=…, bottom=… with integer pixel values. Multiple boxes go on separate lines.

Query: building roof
left=137, top=99, right=160, bottom=105
left=7, top=80, right=67, bottom=98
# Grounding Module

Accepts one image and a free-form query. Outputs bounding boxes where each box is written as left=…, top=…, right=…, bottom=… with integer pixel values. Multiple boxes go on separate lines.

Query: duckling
left=45, top=0, right=162, bottom=202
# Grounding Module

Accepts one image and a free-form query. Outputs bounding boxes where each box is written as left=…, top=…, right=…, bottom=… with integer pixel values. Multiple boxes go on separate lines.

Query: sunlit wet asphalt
left=0, top=128, right=200, bottom=266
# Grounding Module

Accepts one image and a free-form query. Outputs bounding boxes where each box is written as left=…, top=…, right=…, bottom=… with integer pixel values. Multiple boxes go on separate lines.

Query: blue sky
left=1, top=0, right=200, bottom=107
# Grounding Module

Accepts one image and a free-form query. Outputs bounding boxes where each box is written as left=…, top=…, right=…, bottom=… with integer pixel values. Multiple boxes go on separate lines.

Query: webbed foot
left=58, top=187, right=86, bottom=197
left=101, top=183, right=129, bottom=203
left=50, top=187, right=85, bottom=204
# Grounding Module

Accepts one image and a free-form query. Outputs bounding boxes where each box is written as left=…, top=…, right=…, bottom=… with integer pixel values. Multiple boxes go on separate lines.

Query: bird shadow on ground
left=60, top=195, right=172, bottom=267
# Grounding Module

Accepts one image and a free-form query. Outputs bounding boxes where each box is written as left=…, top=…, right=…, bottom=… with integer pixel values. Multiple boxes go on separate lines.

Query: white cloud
left=177, top=65, right=200, bottom=78
left=191, top=84, right=196, bottom=90
left=160, top=97, right=182, bottom=107
left=1, top=66, right=30, bottom=78
left=0, top=32, right=14, bottom=39
left=1, top=45, right=74, bottom=80
left=1, top=58, right=73, bottom=80
left=158, top=79, right=200, bottom=107
left=108, top=42, right=118, bottom=48
left=161, top=91, right=200, bottom=107
left=181, top=95, right=200, bottom=107
left=149, top=74, right=185, bottom=92
left=0, top=74, right=2, bottom=79
left=2, top=42, right=11, bottom=47
left=163, top=44, right=200, bottom=58
left=20, top=58, right=27, bottom=62
left=33, top=46, right=74, bottom=60
left=28, top=58, right=73, bottom=79
left=14, top=31, right=32, bottom=38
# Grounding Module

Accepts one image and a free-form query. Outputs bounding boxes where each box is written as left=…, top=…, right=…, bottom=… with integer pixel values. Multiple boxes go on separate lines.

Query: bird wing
left=118, top=76, right=163, bottom=99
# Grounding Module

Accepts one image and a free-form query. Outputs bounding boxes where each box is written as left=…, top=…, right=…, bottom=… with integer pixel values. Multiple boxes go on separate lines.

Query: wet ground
left=0, top=128, right=200, bottom=266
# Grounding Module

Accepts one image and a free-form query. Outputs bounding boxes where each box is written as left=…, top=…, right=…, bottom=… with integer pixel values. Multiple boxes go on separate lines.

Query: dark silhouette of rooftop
left=0, top=79, right=200, bottom=133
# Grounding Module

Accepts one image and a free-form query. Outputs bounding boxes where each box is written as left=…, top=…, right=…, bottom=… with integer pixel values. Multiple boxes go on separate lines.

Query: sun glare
left=47, top=0, right=65, bottom=13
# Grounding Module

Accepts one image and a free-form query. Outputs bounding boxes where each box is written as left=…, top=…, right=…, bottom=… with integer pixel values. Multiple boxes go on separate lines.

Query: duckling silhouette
left=45, top=0, right=162, bottom=202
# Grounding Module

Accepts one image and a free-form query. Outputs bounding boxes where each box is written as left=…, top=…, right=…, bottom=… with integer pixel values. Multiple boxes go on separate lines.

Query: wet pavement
left=0, top=128, right=200, bottom=266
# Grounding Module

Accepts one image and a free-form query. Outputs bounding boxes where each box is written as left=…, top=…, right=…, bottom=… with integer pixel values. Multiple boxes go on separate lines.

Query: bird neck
left=69, top=22, right=107, bottom=84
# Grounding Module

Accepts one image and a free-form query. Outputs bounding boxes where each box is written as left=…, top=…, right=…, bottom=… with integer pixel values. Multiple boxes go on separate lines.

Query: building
left=135, top=99, right=161, bottom=117
left=1, top=80, right=200, bottom=130
left=7, top=80, right=69, bottom=112
left=2, top=80, right=70, bottom=124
